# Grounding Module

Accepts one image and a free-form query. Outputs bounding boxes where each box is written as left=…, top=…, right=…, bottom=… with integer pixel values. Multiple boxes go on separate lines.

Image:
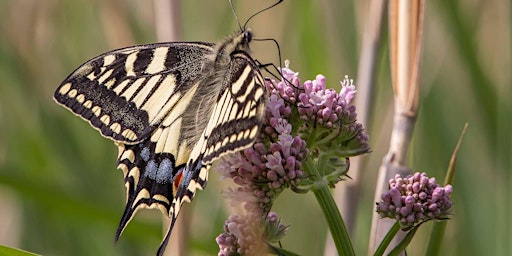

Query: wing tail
left=156, top=214, right=177, bottom=256
left=115, top=140, right=179, bottom=240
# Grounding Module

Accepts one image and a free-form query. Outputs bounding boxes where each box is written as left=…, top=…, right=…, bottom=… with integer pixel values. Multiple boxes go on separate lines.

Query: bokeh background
left=0, top=0, right=510, bottom=255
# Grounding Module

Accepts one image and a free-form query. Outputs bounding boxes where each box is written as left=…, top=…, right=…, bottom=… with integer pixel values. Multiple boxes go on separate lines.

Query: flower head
left=376, top=172, right=453, bottom=229
left=216, top=213, right=266, bottom=256
left=216, top=212, right=287, bottom=256
left=218, top=131, right=308, bottom=213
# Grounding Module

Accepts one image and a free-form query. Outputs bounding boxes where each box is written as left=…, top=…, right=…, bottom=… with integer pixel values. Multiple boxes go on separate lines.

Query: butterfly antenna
left=255, top=37, right=303, bottom=93
left=229, top=0, right=243, bottom=31
left=258, top=62, right=304, bottom=108
left=254, top=36, right=282, bottom=72
left=243, top=0, right=283, bottom=30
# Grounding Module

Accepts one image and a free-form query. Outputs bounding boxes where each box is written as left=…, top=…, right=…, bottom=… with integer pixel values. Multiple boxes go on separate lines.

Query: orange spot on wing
left=173, top=171, right=183, bottom=193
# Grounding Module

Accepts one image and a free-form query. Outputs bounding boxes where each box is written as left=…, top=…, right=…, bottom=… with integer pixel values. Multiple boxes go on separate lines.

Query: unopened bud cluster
left=376, top=172, right=453, bottom=229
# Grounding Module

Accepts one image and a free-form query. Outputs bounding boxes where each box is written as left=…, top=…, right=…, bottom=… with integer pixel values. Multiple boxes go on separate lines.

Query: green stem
left=312, top=182, right=355, bottom=256
left=373, top=221, right=400, bottom=256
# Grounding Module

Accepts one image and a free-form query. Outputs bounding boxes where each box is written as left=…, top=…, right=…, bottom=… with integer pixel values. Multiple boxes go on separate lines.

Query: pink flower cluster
left=376, top=172, right=453, bottom=229
left=298, top=75, right=356, bottom=127
left=216, top=212, right=287, bottom=256
left=217, top=101, right=308, bottom=213
left=216, top=213, right=266, bottom=256
left=267, top=64, right=370, bottom=157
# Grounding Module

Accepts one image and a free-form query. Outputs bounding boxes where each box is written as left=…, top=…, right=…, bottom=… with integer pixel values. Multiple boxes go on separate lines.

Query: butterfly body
left=54, top=30, right=265, bottom=255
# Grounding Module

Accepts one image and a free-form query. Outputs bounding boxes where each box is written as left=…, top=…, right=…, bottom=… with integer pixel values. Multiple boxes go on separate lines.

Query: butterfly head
left=234, top=28, right=253, bottom=53
left=211, top=28, right=254, bottom=66
left=242, top=29, right=253, bottom=45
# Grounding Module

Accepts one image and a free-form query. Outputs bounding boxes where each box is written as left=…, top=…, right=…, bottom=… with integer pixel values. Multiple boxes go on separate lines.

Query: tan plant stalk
left=368, top=0, right=424, bottom=254
left=154, top=0, right=182, bottom=42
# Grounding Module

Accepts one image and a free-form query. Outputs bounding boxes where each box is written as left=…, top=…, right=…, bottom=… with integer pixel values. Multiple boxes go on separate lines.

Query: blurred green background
left=0, top=0, right=510, bottom=255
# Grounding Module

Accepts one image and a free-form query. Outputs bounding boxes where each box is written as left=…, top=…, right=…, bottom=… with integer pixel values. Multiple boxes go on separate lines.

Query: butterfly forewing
left=54, top=42, right=214, bottom=144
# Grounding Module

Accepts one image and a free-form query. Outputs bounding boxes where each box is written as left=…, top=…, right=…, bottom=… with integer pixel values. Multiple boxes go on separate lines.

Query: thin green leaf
left=387, top=222, right=422, bottom=256
left=427, top=123, right=467, bottom=255
left=372, top=221, right=400, bottom=256
left=444, top=123, right=468, bottom=186
left=268, top=243, right=302, bottom=256
left=0, top=245, right=41, bottom=256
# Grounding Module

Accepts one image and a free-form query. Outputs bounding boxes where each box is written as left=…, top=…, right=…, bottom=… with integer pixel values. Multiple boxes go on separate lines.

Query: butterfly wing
left=55, top=32, right=266, bottom=256
left=54, top=42, right=214, bottom=144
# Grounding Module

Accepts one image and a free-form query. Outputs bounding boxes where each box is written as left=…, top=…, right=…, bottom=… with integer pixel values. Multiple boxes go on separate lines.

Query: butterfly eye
left=244, top=30, right=253, bottom=44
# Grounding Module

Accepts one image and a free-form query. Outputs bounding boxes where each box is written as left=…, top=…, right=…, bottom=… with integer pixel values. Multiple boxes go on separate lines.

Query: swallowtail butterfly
left=54, top=27, right=266, bottom=254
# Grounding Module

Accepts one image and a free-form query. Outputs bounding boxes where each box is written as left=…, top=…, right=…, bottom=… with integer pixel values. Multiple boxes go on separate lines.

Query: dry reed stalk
left=368, top=0, right=425, bottom=254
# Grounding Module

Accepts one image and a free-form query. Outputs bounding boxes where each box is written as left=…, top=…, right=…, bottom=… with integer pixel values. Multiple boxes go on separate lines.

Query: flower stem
left=312, top=181, right=355, bottom=256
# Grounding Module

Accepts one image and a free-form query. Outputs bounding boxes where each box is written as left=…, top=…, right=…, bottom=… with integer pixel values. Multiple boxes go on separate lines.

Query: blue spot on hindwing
left=143, top=156, right=174, bottom=184
left=138, top=141, right=177, bottom=184
left=157, top=158, right=174, bottom=183
left=145, top=160, right=158, bottom=180
left=179, top=159, right=201, bottom=189
left=141, top=147, right=150, bottom=162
